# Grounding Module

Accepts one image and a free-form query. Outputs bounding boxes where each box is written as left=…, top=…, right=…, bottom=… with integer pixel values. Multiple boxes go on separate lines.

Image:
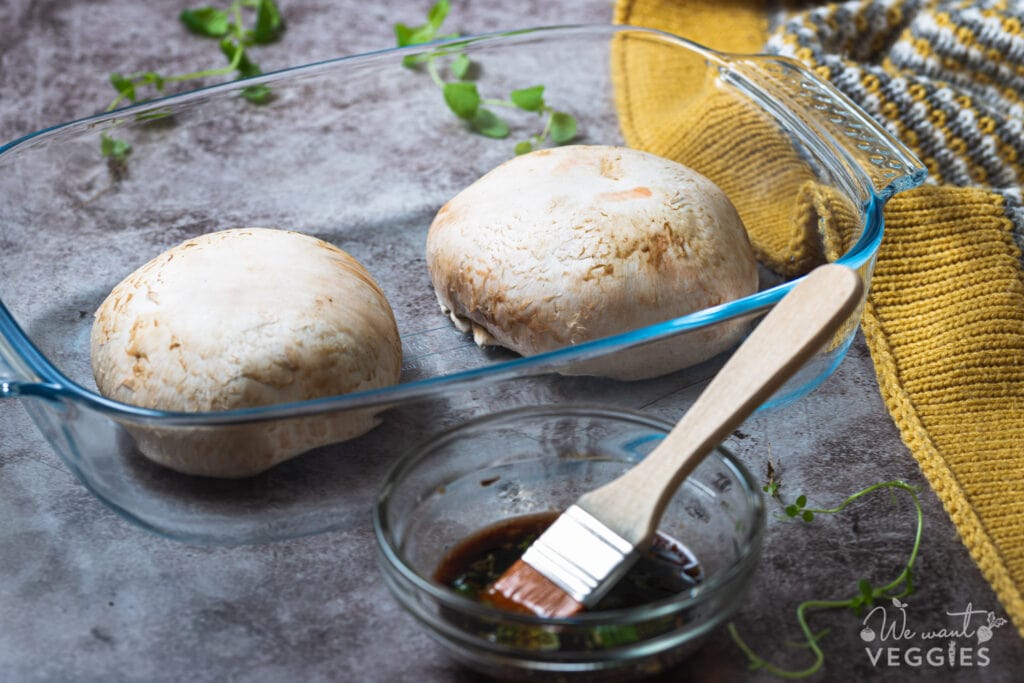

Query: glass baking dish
left=0, top=25, right=925, bottom=544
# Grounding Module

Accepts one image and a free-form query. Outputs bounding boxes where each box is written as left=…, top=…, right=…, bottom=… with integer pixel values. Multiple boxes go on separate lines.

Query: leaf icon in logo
left=892, top=598, right=905, bottom=609
left=978, top=611, right=1007, bottom=643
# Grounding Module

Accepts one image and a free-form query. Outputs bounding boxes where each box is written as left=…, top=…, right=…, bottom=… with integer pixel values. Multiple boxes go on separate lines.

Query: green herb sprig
left=101, top=0, right=283, bottom=166
left=729, top=480, right=923, bottom=679
left=396, top=0, right=577, bottom=154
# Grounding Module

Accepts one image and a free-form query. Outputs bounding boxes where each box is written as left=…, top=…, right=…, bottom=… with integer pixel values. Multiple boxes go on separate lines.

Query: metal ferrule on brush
left=520, top=505, right=638, bottom=607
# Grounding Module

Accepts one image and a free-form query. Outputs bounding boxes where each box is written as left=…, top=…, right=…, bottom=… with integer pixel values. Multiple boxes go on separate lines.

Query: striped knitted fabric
left=614, top=0, right=1024, bottom=637
left=766, top=0, right=1024, bottom=252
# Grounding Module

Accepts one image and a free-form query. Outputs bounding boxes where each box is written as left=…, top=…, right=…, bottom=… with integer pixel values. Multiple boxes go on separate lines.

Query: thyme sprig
left=101, top=0, right=283, bottom=167
left=396, top=0, right=577, bottom=154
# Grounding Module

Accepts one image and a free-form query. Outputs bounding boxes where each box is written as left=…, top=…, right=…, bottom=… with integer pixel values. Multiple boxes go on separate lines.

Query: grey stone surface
left=1, top=1, right=1022, bottom=681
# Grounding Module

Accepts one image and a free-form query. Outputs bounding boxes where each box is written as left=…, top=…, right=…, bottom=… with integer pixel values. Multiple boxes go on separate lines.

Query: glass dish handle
left=0, top=305, right=46, bottom=400
left=721, top=54, right=928, bottom=200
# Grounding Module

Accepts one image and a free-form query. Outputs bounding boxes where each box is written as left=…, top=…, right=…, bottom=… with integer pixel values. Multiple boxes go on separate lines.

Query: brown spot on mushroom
left=599, top=155, right=623, bottom=179
left=595, top=186, right=653, bottom=203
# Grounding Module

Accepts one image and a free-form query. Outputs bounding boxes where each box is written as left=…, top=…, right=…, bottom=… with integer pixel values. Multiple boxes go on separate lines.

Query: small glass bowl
left=374, top=405, right=765, bottom=680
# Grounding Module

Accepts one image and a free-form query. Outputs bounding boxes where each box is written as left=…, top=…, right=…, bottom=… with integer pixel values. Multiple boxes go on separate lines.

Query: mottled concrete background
left=1, top=1, right=1022, bottom=681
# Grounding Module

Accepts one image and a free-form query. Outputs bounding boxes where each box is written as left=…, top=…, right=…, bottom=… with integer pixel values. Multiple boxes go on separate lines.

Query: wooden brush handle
left=576, top=264, right=864, bottom=546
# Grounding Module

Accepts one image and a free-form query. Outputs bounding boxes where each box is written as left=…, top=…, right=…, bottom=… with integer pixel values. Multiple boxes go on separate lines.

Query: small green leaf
left=221, top=38, right=261, bottom=78
left=471, top=108, right=510, bottom=138
left=858, top=579, right=873, bottom=598
left=238, top=58, right=262, bottom=79
left=394, top=23, right=415, bottom=47
left=109, top=73, right=136, bottom=101
left=796, top=495, right=807, bottom=508
left=238, top=54, right=261, bottom=79
left=427, top=0, right=450, bottom=30
left=514, top=140, right=533, bottom=155
left=592, top=624, right=640, bottom=648
left=100, top=133, right=132, bottom=162
left=252, top=0, right=283, bottom=44
left=220, top=37, right=242, bottom=63
left=401, top=53, right=429, bottom=68
left=395, top=3, right=448, bottom=47
left=802, top=510, right=815, bottom=522
left=549, top=111, right=577, bottom=143
left=241, top=84, right=272, bottom=103
left=450, top=53, right=471, bottom=80
left=784, top=504, right=799, bottom=517
left=180, top=7, right=231, bottom=37
left=495, top=623, right=560, bottom=651
left=395, top=0, right=454, bottom=52
left=140, top=71, right=165, bottom=91
left=443, top=81, right=480, bottom=119
left=409, top=25, right=439, bottom=45
left=510, top=85, right=545, bottom=112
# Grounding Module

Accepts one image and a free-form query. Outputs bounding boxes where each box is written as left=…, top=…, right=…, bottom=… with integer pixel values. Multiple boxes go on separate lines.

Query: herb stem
left=103, top=0, right=278, bottom=113
left=232, top=0, right=245, bottom=39
left=537, top=110, right=554, bottom=143
left=105, top=62, right=240, bottom=113
left=397, top=0, right=575, bottom=153
left=167, top=64, right=237, bottom=84
left=479, top=98, right=518, bottom=109
left=729, top=623, right=825, bottom=679
left=425, top=58, right=446, bottom=89
left=729, top=480, right=923, bottom=679
left=476, top=98, right=557, bottom=145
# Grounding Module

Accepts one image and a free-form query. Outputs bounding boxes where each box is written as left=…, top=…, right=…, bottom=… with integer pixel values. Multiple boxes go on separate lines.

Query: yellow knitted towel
left=613, top=0, right=1024, bottom=637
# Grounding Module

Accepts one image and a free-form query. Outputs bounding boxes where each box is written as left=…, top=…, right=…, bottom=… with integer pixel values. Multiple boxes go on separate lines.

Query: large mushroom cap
left=91, top=227, right=402, bottom=476
left=426, top=145, right=759, bottom=380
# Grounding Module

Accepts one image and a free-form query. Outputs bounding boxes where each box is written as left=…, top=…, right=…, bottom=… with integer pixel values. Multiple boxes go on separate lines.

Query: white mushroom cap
left=426, top=145, right=759, bottom=380
left=91, top=228, right=402, bottom=477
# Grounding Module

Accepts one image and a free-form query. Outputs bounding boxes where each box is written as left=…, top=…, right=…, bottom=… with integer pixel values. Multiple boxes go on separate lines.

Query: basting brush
left=485, top=263, right=864, bottom=617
